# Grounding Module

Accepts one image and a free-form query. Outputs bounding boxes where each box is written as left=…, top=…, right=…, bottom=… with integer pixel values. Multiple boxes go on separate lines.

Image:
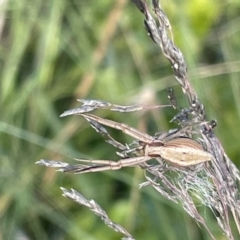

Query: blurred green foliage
left=1, top=0, right=240, bottom=239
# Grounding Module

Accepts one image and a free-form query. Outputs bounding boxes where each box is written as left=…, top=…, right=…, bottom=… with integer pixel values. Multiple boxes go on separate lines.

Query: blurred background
left=1, top=0, right=240, bottom=239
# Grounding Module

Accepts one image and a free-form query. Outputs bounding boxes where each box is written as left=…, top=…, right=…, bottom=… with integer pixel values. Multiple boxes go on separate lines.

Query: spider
left=37, top=111, right=214, bottom=174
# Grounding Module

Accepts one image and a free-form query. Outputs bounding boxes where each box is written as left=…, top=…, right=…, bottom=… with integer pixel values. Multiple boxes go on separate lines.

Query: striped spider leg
left=37, top=113, right=214, bottom=174
left=62, top=113, right=156, bottom=173
left=85, top=117, right=128, bottom=152
left=85, top=117, right=148, bottom=160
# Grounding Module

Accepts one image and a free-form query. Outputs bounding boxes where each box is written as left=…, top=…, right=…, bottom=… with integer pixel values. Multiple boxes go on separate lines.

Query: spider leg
left=86, top=118, right=127, bottom=151
left=64, top=156, right=153, bottom=173
left=82, top=113, right=155, bottom=143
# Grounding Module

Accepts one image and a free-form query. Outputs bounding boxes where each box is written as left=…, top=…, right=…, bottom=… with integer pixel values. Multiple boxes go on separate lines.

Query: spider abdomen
left=147, top=138, right=214, bottom=166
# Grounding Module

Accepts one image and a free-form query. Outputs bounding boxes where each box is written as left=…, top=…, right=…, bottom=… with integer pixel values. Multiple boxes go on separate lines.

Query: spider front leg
left=82, top=113, right=155, bottom=144
left=60, top=156, right=153, bottom=173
